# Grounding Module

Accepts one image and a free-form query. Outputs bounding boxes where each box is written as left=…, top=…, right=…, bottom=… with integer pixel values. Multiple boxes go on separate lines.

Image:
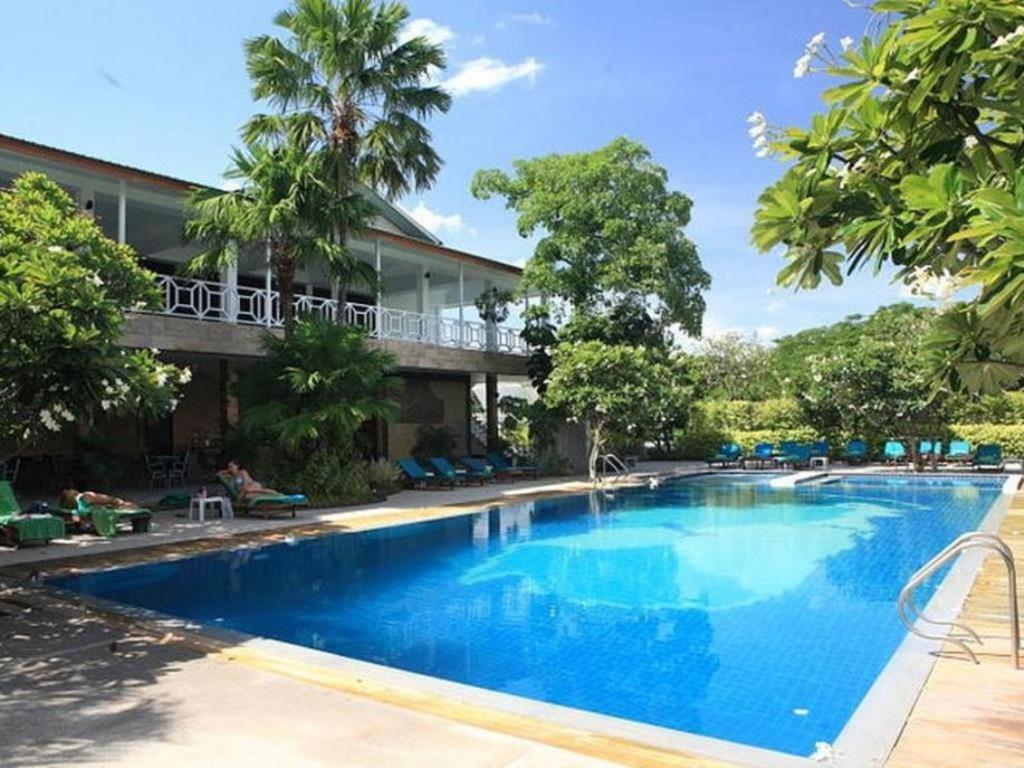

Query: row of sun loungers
left=398, top=453, right=540, bottom=489
left=708, top=440, right=1006, bottom=471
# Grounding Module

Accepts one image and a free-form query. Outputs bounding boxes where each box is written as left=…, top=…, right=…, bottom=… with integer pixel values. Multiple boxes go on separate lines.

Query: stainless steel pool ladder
left=897, top=532, right=1020, bottom=669
left=597, top=453, right=630, bottom=486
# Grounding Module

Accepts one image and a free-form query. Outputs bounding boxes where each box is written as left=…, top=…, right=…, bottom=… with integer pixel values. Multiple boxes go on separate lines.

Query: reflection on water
left=53, top=474, right=1002, bottom=758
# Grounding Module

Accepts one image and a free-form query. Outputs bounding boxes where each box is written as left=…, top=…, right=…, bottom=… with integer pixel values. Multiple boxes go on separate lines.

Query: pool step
left=769, top=471, right=835, bottom=489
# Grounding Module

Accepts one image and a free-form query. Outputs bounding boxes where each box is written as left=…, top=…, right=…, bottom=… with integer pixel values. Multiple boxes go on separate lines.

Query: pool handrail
left=897, top=531, right=1019, bottom=669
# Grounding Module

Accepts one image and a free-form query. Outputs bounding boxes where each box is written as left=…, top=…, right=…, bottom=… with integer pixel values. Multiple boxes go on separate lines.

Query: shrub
left=280, top=450, right=373, bottom=506
left=365, top=457, right=401, bottom=498
left=948, top=424, right=1024, bottom=457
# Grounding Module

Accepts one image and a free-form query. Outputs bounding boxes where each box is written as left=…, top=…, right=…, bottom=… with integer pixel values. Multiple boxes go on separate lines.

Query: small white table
left=188, top=495, right=233, bottom=522
left=810, top=456, right=830, bottom=469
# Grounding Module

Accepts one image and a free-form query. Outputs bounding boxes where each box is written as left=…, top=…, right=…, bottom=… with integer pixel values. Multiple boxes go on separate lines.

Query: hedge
left=948, top=423, right=1024, bottom=457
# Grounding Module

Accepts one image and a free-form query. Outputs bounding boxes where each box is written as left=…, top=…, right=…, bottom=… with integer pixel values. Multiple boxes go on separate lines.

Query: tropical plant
left=0, top=173, right=184, bottom=459
left=472, top=137, right=710, bottom=336
left=244, top=0, right=451, bottom=304
left=186, top=126, right=372, bottom=336
left=410, top=425, right=457, bottom=461
left=750, top=0, right=1024, bottom=393
left=693, top=332, right=777, bottom=400
left=545, top=341, right=683, bottom=480
left=235, top=318, right=400, bottom=454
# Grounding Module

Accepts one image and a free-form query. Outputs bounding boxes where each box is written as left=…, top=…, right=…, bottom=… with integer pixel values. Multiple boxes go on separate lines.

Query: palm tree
left=243, top=0, right=452, bottom=305
left=185, top=125, right=363, bottom=337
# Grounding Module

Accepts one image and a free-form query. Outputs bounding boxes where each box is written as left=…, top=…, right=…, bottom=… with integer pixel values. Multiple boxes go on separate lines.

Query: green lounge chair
left=486, top=452, right=540, bottom=478
left=397, top=458, right=455, bottom=489
left=60, top=495, right=153, bottom=539
left=973, top=443, right=1004, bottom=471
left=947, top=440, right=973, bottom=464
left=215, top=472, right=308, bottom=518
left=430, top=457, right=484, bottom=486
left=0, top=481, right=64, bottom=547
left=707, top=443, right=743, bottom=468
left=843, top=439, right=868, bottom=465
left=461, top=456, right=504, bottom=480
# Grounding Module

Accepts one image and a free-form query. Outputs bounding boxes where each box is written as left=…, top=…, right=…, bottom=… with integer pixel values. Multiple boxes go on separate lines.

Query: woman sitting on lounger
left=223, top=461, right=279, bottom=500
left=59, top=489, right=141, bottom=510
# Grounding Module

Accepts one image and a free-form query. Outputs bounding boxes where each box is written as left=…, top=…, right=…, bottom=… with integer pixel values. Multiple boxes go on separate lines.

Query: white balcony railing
left=143, top=274, right=528, bottom=355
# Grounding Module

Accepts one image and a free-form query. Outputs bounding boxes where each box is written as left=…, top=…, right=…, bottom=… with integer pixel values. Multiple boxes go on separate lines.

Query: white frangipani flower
left=906, top=266, right=963, bottom=304
left=178, top=366, right=193, bottom=384
left=794, top=31, right=826, bottom=78
left=903, top=67, right=921, bottom=83
left=747, top=110, right=774, bottom=158
left=793, top=53, right=812, bottom=78
left=808, top=32, right=826, bottom=49
left=840, top=36, right=854, bottom=51
left=993, top=25, right=1024, bottom=49
left=964, top=136, right=978, bottom=149
left=40, top=409, right=61, bottom=432
left=747, top=111, right=766, bottom=125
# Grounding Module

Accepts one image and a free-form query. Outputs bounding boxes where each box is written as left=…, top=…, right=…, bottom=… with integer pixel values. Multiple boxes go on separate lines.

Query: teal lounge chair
left=0, top=481, right=64, bottom=547
left=430, top=457, right=484, bottom=486
left=947, top=440, right=973, bottom=464
left=810, top=440, right=830, bottom=459
left=486, top=452, right=540, bottom=478
left=843, top=439, right=868, bottom=465
left=883, top=441, right=907, bottom=464
left=397, top=458, right=455, bottom=489
left=215, top=473, right=308, bottom=519
left=745, top=442, right=775, bottom=469
left=779, top=444, right=812, bottom=469
left=460, top=457, right=501, bottom=481
left=973, top=443, right=1004, bottom=471
left=707, top=443, right=742, bottom=468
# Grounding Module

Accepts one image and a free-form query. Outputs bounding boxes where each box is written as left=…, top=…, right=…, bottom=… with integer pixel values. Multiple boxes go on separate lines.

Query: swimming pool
left=52, top=473, right=1007, bottom=761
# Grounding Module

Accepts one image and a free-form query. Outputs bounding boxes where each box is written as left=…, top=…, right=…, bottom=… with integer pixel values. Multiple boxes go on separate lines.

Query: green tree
left=472, top=137, right=710, bottom=336
left=545, top=341, right=683, bottom=480
left=751, top=0, right=1024, bottom=392
left=186, top=128, right=369, bottom=336
left=0, top=174, right=184, bottom=459
left=236, top=318, right=400, bottom=455
left=244, top=0, right=451, bottom=305
left=694, top=333, right=777, bottom=400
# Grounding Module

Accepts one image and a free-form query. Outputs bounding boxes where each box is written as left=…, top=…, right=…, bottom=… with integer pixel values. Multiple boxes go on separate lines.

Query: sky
left=0, top=0, right=922, bottom=342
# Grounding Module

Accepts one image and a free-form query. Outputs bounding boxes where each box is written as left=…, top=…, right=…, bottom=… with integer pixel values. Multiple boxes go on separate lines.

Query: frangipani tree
left=751, top=0, right=1024, bottom=393
left=0, top=174, right=184, bottom=459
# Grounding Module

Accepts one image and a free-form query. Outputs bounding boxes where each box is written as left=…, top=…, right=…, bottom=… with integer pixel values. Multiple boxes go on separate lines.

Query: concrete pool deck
left=2, top=465, right=1022, bottom=767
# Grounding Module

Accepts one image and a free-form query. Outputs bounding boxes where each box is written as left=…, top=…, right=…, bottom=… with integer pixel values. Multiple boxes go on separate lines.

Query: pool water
left=53, top=473, right=1004, bottom=757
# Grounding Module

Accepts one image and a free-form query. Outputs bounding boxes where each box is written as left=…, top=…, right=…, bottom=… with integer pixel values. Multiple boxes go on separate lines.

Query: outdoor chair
left=168, top=451, right=189, bottom=485
left=947, top=440, right=973, bottom=464
left=144, top=453, right=168, bottom=488
left=430, top=457, right=485, bottom=486
left=460, top=456, right=502, bottom=481
left=883, top=441, right=908, bottom=464
left=707, top=443, right=743, bottom=468
left=842, top=439, right=868, bottom=465
left=0, top=481, right=64, bottom=547
left=486, top=452, right=540, bottom=478
left=397, top=458, right=456, bottom=489
left=215, top=472, right=308, bottom=518
left=778, top=444, right=812, bottom=469
left=744, top=442, right=775, bottom=469
left=973, top=443, right=1004, bottom=472
left=57, top=494, right=152, bottom=539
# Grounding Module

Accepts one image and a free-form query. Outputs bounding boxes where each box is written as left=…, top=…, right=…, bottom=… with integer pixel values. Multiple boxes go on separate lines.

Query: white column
left=374, top=239, right=382, bottom=338
left=458, top=264, right=465, bottom=347
left=117, top=181, right=127, bottom=245
left=223, top=255, right=239, bottom=323
left=264, top=241, right=273, bottom=327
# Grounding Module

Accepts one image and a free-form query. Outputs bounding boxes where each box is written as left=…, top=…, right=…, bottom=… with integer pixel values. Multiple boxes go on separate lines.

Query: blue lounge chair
left=746, top=442, right=775, bottom=469
left=947, top=440, right=973, bottom=464
left=430, top=457, right=485, bottom=486
left=973, top=444, right=1004, bottom=471
left=779, top=444, right=812, bottom=468
left=461, top=456, right=500, bottom=481
left=708, top=443, right=742, bottom=468
left=843, top=439, right=868, bottom=465
left=486, top=452, right=540, bottom=478
left=397, top=458, right=455, bottom=489
left=810, top=440, right=830, bottom=459
left=883, top=441, right=907, bottom=464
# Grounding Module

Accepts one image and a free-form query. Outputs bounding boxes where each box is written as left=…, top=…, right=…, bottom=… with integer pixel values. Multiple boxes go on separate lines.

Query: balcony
left=139, top=275, right=529, bottom=356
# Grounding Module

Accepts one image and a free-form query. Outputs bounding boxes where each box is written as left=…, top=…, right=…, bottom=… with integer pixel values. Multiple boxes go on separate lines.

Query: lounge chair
left=486, top=452, right=540, bottom=478
left=397, top=458, right=455, bottom=489
left=810, top=440, right=830, bottom=459
left=58, top=495, right=152, bottom=539
left=883, top=441, right=908, bottom=464
left=0, top=481, right=65, bottom=547
left=973, top=443, right=1004, bottom=471
left=947, top=440, right=973, bottom=464
left=745, top=442, right=776, bottom=469
left=461, top=456, right=502, bottom=481
left=215, top=472, right=308, bottom=518
left=843, top=439, right=868, bottom=465
left=430, top=457, right=485, bottom=486
left=778, top=444, right=812, bottom=469
left=707, top=443, right=742, bottom=468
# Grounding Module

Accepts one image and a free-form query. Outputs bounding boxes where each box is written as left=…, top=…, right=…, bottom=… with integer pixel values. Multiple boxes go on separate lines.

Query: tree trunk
left=276, top=249, right=297, bottom=338
left=588, top=421, right=604, bottom=482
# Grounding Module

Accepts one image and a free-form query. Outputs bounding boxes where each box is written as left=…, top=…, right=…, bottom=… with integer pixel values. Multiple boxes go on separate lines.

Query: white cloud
left=399, top=18, right=455, bottom=47
left=443, top=57, right=544, bottom=96
left=755, top=324, right=780, bottom=341
left=497, top=12, right=552, bottom=29
left=765, top=299, right=785, bottom=313
left=404, top=202, right=476, bottom=236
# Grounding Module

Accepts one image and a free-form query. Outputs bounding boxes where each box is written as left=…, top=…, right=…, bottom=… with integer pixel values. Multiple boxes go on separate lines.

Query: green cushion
left=7, top=515, right=65, bottom=543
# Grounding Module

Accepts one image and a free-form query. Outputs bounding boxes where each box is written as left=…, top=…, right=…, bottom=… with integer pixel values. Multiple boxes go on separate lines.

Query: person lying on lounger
left=59, top=489, right=143, bottom=510
left=222, top=461, right=279, bottom=500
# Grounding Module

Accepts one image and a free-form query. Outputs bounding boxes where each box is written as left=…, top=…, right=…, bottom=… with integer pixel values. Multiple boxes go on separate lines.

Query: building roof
left=0, top=132, right=522, bottom=277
